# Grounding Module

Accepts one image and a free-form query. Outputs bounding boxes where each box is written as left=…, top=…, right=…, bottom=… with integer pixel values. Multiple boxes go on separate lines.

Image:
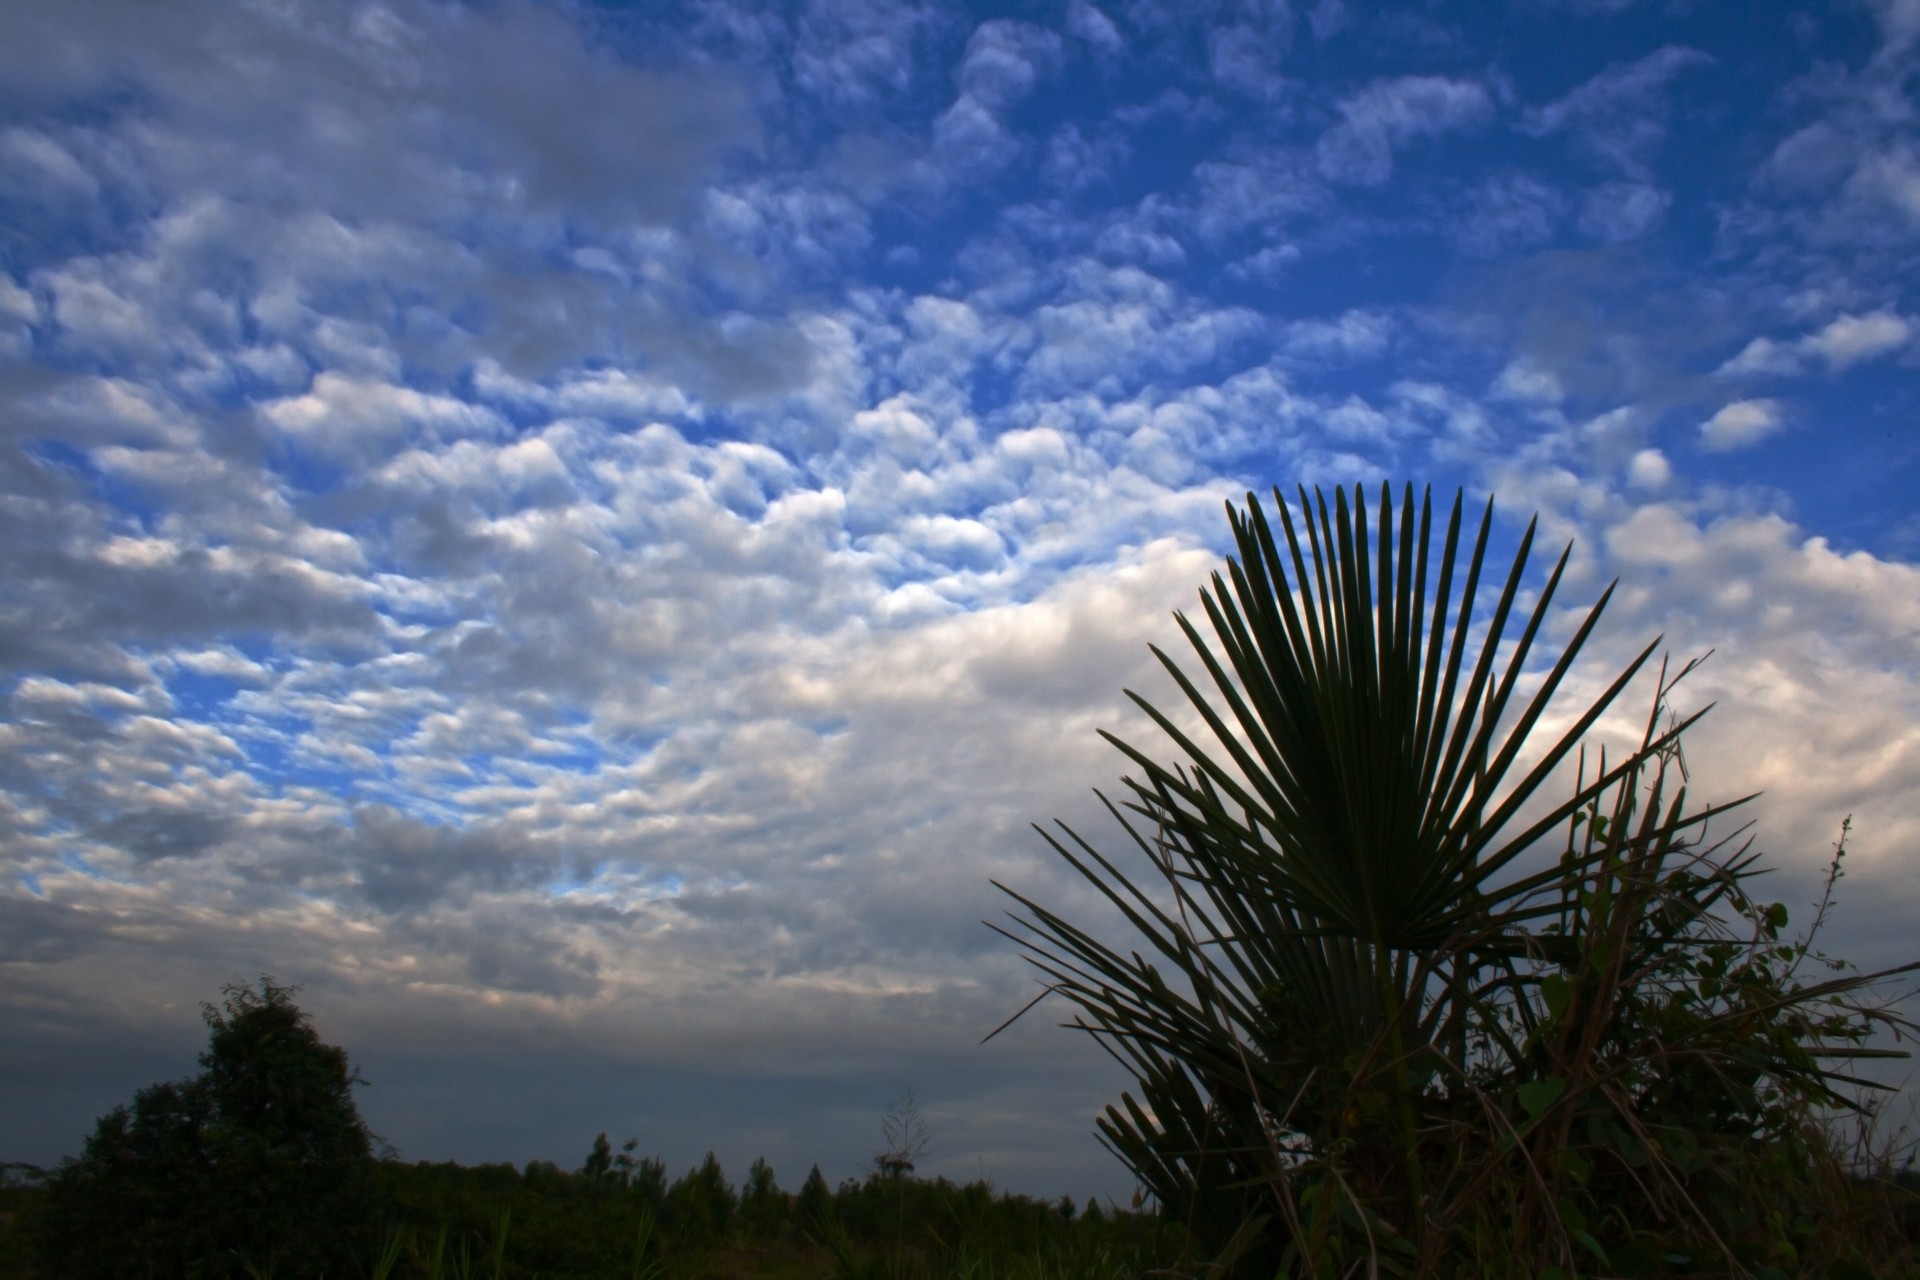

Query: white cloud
left=1064, top=0, right=1123, bottom=55
left=1039, top=123, right=1131, bottom=193
left=0, top=126, right=100, bottom=204
left=1316, top=75, right=1493, bottom=186
left=1626, top=447, right=1671, bottom=489
left=1719, top=311, right=1914, bottom=377
left=1281, top=310, right=1393, bottom=365
left=1208, top=24, right=1291, bottom=100
left=1520, top=46, right=1711, bottom=179
left=1592, top=506, right=1920, bottom=894
left=1807, top=309, right=1913, bottom=367
left=1453, top=173, right=1564, bottom=258
left=1577, top=181, right=1669, bottom=242
left=1869, top=0, right=1920, bottom=57
left=789, top=0, right=937, bottom=109
left=1699, top=399, right=1786, bottom=451
left=1188, top=155, right=1326, bottom=243
left=1491, top=358, right=1566, bottom=405
left=956, top=20, right=1061, bottom=109
left=264, top=373, right=508, bottom=458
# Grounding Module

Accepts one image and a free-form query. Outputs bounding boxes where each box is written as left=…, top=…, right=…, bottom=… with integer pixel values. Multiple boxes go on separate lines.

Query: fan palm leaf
left=991, top=482, right=1737, bottom=1264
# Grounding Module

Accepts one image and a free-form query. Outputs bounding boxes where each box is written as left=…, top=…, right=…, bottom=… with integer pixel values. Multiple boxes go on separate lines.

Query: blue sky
left=3, top=0, right=1919, bottom=1201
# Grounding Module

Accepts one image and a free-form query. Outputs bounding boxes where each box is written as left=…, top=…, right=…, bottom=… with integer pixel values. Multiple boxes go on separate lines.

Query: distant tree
left=522, top=1157, right=567, bottom=1188
left=612, top=1135, right=641, bottom=1187
left=741, top=1155, right=783, bottom=1236
left=580, top=1130, right=614, bottom=1185
left=665, top=1151, right=735, bottom=1240
left=797, top=1163, right=833, bottom=1235
left=39, top=976, right=377, bottom=1279
left=631, top=1153, right=668, bottom=1213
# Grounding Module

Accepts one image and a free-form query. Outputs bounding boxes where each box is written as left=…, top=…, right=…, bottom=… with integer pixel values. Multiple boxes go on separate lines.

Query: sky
left=2, top=0, right=1919, bottom=1204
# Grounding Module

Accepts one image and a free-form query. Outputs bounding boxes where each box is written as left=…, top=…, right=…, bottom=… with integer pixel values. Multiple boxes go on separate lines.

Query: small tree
left=40, top=977, right=377, bottom=1279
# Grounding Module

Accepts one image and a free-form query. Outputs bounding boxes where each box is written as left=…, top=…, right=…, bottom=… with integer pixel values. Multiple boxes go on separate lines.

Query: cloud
left=1208, top=23, right=1292, bottom=100
left=1279, top=310, right=1393, bottom=366
left=1719, top=310, right=1914, bottom=377
left=788, top=0, right=944, bottom=110
left=1520, top=46, right=1711, bottom=179
left=1807, top=310, right=1914, bottom=367
left=1187, top=153, right=1328, bottom=244
left=1626, top=447, right=1670, bottom=489
left=1452, top=173, right=1565, bottom=258
left=1316, top=75, right=1493, bottom=186
left=0, top=0, right=757, bottom=228
left=1064, top=0, right=1124, bottom=56
left=1593, top=505, right=1920, bottom=890
left=1699, top=399, right=1787, bottom=452
left=1869, top=0, right=1920, bottom=57
left=927, top=20, right=1063, bottom=182
left=1576, top=181, right=1669, bottom=242
left=1039, top=123, right=1132, bottom=193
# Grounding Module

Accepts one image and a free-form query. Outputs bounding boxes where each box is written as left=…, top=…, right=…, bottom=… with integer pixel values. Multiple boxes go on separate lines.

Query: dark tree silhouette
left=40, top=976, right=378, bottom=1279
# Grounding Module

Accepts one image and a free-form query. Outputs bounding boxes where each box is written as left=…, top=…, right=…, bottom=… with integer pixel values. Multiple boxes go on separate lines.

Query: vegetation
left=993, top=483, right=1920, bottom=1278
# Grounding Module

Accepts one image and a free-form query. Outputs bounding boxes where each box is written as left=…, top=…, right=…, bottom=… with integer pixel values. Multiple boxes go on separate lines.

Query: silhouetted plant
left=993, top=483, right=1920, bottom=1278
left=876, top=1090, right=934, bottom=1178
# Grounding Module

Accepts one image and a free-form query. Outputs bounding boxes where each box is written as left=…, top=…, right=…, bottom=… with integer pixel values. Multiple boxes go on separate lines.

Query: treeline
left=0, top=1148, right=1179, bottom=1280
left=366, top=1150, right=1176, bottom=1278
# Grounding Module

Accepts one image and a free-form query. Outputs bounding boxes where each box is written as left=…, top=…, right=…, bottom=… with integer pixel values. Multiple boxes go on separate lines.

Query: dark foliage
left=37, top=976, right=377, bottom=1279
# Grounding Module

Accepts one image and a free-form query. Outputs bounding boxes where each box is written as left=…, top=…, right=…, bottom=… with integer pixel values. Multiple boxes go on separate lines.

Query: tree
left=741, top=1155, right=784, bottom=1236
left=993, top=485, right=1918, bottom=1277
left=797, top=1162, right=833, bottom=1236
left=40, top=977, right=378, bottom=1279
left=580, top=1130, right=615, bottom=1185
left=665, top=1151, right=735, bottom=1241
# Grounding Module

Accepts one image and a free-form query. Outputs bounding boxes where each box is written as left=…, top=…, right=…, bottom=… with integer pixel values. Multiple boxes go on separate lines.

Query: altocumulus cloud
left=1, top=0, right=1917, bottom=1199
